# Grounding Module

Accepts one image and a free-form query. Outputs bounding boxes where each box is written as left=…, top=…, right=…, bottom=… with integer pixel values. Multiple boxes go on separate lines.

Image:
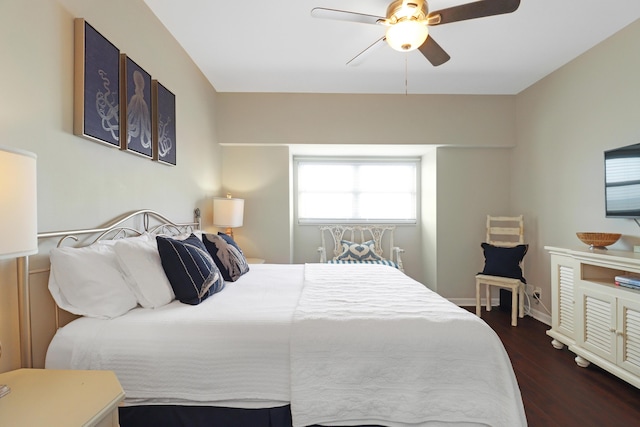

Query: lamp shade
left=213, top=196, right=244, bottom=228
left=0, top=146, right=37, bottom=259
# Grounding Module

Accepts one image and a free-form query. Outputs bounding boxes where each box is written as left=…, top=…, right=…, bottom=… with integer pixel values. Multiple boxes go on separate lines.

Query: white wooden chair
left=475, top=215, right=526, bottom=327
left=318, top=224, right=405, bottom=272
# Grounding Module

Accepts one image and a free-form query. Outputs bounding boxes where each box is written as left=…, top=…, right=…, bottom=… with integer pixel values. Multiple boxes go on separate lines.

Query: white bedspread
left=46, top=264, right=304, bottom=408
left=290, top=263, right=526, bottom=427
left=46, top=262, right=526, bottom=426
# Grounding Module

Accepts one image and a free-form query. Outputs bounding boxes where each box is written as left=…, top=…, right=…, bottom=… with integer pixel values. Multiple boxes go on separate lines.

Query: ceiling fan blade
left=311, top=7, right=385, bottom=25
left=347, top=36, right=386, bottom=66
left=427, top=0, right=520, bottom=26
left=418, top=36, right=451, bottom=66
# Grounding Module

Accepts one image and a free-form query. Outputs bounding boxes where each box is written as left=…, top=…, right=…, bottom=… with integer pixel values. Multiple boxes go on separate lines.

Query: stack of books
left=614, top=275, right=640, bottom=290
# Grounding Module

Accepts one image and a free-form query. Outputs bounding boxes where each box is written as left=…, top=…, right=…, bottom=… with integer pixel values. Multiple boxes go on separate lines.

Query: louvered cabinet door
left=578, top=284, right=617, bottom=363
left=548, top=254, right=577, bottom=348
left=618, top=296, right=640, bottom=376
left=556, top=264, right=576, bottom=338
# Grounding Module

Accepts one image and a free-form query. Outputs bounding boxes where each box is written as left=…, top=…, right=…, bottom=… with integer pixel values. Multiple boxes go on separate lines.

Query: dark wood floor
left=468, top=307, right=640, bottom=427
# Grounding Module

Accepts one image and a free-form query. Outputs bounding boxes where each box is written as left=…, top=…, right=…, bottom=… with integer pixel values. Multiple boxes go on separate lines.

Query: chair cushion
left=478, top=243, right=528, bottom=284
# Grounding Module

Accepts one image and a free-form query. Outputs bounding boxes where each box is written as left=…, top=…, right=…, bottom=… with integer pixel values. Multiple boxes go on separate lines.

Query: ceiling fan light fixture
left=385, top=19, right=428, bottom=52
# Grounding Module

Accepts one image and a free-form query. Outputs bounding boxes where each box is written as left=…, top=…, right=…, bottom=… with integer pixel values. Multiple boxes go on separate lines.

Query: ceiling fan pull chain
left=405, top=54, right=408, bottom=96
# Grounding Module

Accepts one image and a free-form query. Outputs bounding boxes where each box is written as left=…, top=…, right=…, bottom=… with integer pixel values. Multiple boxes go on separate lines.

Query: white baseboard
left=450, top=297, right=551, bottom=326
left=527, top=307, right=551, bottom=326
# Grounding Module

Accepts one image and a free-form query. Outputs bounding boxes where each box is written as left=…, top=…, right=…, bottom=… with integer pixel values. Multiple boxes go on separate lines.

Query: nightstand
left=246, top=257, right=265, bottom=264
left=0, top=369, right=124, bottom=427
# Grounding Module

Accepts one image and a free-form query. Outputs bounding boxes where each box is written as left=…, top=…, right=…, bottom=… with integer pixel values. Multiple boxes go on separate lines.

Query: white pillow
left=48, top=243, right=138, bottom=319
left=113, top=237, right=175, bottom=308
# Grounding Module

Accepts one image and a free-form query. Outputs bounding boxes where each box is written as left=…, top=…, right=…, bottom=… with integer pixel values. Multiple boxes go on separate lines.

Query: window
left=295, top=158, right=419, bottom=224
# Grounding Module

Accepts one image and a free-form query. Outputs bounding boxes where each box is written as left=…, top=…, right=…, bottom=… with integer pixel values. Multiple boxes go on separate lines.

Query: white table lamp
left=213, top=194, right=244, bottom=238
left=0, top=146, right=38, bottom=396
left=0, top=147, right=38, bottom=259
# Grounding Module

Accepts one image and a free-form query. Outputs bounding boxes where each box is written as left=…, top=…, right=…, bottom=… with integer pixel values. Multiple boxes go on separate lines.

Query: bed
left=20, top=210, right=527, bottom=427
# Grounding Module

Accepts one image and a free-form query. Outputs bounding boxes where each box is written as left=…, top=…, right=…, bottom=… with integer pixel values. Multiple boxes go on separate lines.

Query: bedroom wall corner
left=512, top=19, right=640, bottom=313
left=219, top=145, right=292, bottom=263
left=435, top=147, right=512, bottom=301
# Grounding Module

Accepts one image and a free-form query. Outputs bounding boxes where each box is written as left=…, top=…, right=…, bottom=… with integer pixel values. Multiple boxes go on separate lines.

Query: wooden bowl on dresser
left=576, top=232, right=621, bottom=249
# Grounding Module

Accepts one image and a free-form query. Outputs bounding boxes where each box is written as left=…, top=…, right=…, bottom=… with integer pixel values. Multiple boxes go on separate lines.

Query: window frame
left=293, top=156, right=420, bottom=225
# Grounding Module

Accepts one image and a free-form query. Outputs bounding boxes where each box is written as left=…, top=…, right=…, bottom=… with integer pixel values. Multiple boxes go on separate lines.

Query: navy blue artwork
left=155, top=82, right=176, bottom=165
left=82, top=21, right=120, bottom=146
left=124, top=56, right=152, bottom=158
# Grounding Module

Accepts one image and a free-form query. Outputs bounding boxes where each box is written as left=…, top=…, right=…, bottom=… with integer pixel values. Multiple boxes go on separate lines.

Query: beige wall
left=435, top=147, right=512, bottom=298
left=216, top=94, right=517, bottom=288
left=216, top=21, right=640, bottom=313
left=513, top=19, right=640, bottom=313
left=421, top=148, right=438, bottom=291
left=219, top=145, right=292, bottom=263
left=0, top=0, right=221, bottom=371
left=216, top=93, right=515, bottom=146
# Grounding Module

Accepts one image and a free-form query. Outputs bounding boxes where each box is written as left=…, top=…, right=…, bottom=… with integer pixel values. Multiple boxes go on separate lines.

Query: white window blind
left=295, top=158, right=418, bottom=224
left=605, top=156, right=640, bottom=212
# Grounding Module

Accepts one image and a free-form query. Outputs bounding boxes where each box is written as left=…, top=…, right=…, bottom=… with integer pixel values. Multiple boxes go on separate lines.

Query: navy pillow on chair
left=203, top=233, right=249, bottom=282
left=479, top=243, right=528, bottom=283
left=156, top=234, right=224, bottom=305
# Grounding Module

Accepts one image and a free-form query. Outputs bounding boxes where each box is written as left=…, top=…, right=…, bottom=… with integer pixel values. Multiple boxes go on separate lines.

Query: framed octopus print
left=73, top=19, right=121, bottom=147
left=121, top=54, right=153, bottom=158
left=152, top=80, right=176, bottom=166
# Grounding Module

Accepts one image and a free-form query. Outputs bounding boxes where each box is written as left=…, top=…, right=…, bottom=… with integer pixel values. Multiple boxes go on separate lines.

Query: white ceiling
left=143, top=0, right=640, bottom=95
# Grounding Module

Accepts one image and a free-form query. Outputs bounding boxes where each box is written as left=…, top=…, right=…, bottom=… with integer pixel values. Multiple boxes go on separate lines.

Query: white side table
left=0, top=369, right=124, bottom=427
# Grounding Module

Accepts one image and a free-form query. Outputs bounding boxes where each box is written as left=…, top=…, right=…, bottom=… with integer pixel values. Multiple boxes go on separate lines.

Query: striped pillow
left=328, top=259, right=400, bottom=269
left=156, top=234, right=224, bottom=305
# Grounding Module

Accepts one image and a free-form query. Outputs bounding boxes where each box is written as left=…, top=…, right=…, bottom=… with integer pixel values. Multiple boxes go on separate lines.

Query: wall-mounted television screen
left=605, top=142, right=640, bottom=217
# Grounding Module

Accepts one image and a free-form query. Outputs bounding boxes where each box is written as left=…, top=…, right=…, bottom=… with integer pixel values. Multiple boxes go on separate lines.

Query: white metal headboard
left=16, top=209, right=201, bottom=368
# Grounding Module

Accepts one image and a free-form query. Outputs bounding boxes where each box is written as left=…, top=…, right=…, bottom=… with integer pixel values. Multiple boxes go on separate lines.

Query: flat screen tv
left=605, top=142, right=640, bottom=217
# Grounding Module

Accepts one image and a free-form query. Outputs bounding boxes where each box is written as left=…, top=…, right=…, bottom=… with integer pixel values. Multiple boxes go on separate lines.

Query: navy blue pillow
left=156, top=234, right=224, bottom=305
left=479, top=243, right=528, bottom=283
left=203, top=234, right=249, bottom=282
left=217, top=232, right=242, bottom=252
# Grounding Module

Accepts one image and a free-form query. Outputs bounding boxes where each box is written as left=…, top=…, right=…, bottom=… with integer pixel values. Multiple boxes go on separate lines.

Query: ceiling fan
left=311, top=0, right=521, bottom=66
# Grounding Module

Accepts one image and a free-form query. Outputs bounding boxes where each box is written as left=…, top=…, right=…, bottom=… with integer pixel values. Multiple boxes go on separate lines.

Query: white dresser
left=546, top=246, right=640, bottom=388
